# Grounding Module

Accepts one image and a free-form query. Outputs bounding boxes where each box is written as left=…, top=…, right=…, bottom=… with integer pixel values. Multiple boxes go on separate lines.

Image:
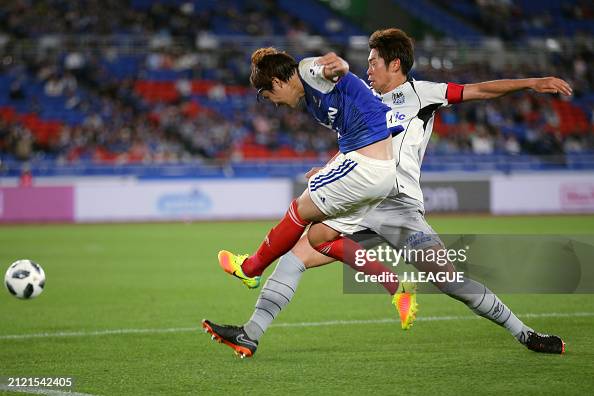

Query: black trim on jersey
left=418, top=103, right=442, bottom=130
left=395, top=80, right=421, bottom=168
left=409, top=79, right=444, bottom=130
left=396, top=120, right=413, bottom=169
left=409, top=80, right=422, bottom=110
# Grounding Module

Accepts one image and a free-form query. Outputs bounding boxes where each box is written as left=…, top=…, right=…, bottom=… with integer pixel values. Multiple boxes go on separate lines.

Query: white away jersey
left=380, top=79, right=464, bottom=202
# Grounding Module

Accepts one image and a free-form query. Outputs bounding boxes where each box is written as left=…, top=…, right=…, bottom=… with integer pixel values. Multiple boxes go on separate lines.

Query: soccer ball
left=4, top=259, right=46, bottom=299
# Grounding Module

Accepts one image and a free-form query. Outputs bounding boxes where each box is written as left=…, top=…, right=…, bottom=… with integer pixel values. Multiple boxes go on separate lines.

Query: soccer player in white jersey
left=203, top=29, right=572, bottom=357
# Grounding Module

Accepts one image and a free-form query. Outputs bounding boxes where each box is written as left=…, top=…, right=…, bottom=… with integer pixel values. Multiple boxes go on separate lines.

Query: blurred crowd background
left=0, top=0, right=593, bottom=172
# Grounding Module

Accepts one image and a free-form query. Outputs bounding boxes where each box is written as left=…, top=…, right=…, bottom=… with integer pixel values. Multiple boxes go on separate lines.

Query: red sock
left=314, top=237, right=399, bottom=295
left=242, top=200, right=309, bottom=277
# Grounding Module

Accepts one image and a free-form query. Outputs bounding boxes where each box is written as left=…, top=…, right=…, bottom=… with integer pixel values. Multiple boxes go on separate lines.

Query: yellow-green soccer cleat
left=217, top=250, right=261, bottom=289
left=392, top=281, right=418, bottom=330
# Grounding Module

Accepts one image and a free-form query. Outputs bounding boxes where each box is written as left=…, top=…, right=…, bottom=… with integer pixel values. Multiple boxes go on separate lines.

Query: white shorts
left=358, top=193, right=444, bottom=250
left=308, top=151, right=396, bottom=235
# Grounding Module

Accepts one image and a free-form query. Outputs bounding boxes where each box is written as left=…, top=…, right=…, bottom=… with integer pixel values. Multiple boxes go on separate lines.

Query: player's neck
left=382, top=74, right=407, bottom=94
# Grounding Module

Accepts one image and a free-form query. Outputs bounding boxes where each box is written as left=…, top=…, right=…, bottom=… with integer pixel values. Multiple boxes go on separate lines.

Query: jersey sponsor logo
left=314, top=106, right=338, bottom=129
left=392, top=91, right=405, bottom=105
left=327, top=106, right=338, bottom=125
left=405, top=232, right=433, bottom=250
left=312, top=95, right=321, bottom=108
left=386, top=110, right=405, bottom=128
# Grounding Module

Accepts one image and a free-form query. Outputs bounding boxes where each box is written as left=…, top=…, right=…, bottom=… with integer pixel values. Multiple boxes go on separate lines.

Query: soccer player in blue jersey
left=206, top=48, right=419, bottom=356
left=217, top=47, right=406, bottom=291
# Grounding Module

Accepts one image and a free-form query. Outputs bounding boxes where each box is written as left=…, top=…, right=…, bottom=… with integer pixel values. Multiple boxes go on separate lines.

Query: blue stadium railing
left=2, top=154, right=593, bottom=179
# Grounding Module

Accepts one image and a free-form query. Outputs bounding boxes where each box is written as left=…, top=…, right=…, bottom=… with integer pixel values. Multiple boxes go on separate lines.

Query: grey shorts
left=353, top=193, right=443, bottom=250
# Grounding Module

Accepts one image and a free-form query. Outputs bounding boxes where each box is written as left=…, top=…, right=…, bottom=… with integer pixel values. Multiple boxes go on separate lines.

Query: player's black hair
left=250, top=47, right=298, bottom=100
left=369, top=28, right=414, bottom=75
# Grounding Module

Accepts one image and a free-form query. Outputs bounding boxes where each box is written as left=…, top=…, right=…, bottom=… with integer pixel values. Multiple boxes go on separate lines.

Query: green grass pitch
left=1, top=216, right=594, bottom=395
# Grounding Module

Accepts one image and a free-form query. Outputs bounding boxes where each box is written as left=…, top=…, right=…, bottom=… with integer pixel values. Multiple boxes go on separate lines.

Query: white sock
left=244, top=252, right=305, bottom=340
left=442, top=277, right=533, bottom=344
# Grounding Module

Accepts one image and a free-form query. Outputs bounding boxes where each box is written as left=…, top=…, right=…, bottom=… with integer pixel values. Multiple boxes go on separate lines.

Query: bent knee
left=291, top=240, right=334, bottom=268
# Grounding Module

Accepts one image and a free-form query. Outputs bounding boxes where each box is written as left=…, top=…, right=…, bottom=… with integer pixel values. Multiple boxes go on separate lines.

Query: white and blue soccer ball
left=4, top=259, right=46, bottom=299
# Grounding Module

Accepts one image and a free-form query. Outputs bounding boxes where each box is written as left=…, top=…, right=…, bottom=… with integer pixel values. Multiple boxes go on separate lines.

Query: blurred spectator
left=19, top=167, right=32, bottom=186
left=0, top=0, right=592, bottom=166
left=504, top=135, right=521, bottom=155
left=44, top=75, right=64, bottom=96
left=471, top=126, right=495, bottom=154
left=9, top=78, right=25, bottom=100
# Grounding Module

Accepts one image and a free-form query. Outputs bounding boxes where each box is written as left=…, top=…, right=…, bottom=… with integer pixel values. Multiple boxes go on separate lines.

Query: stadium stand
left=436, top=0, right=594, bottom=40
left=0, top=0, right=592, bottom=177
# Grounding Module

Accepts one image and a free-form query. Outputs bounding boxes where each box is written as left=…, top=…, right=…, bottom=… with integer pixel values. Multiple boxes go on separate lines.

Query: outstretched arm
left=462, top=77, right=572, bottom=102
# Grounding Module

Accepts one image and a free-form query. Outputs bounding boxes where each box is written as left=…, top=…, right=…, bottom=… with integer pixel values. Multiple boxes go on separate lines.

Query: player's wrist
left=527, top=78, right=539, bottom=91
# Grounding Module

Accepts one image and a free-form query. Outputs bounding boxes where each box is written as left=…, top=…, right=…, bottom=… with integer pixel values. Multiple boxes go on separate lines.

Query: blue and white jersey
left=298, top=57, right=403, bottom=153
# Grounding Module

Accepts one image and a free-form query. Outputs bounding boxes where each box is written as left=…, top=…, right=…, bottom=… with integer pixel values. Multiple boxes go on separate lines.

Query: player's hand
left=532, top=77, right=573, bottom=96
left=305, top=167, right=322, bottom=179
left=317, top=52, right=349, bottom=82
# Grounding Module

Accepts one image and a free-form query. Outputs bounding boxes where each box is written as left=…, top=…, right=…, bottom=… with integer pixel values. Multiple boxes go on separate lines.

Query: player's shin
left=244, top=252, right=306, bottom=341
left=441, top=277, right=533, bottom=344
left=241, top=200, right=309, bottom=277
